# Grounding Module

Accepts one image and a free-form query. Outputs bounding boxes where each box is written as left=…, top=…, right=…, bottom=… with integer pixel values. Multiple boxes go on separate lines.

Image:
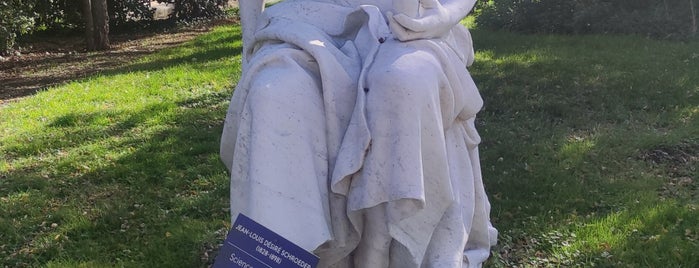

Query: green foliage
left=32, top=0, right=154, bottom=31
left=1, top=0, right=227, bottom=53
left=0, top=0, right=36, bottom=54
left=573, top=0, right=698, bottom=39
left=158, top=0, right=227, bottom=21
left=108, top=0, right=154, bottom=28
left=475, top=0, right=575, bottom=34
left=33, top=0, right=83, bottom=31
left=0, top=0, right=154, bottom=53
left=476, top=0, right=698, bottom=39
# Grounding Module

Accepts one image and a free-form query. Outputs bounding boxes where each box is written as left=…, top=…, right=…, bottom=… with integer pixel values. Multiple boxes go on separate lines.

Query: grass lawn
left=1, top=25, right=242, bottom=267
left=471, top=31, right=699, bottom=266
left=1, top=22, right=698, bottom=267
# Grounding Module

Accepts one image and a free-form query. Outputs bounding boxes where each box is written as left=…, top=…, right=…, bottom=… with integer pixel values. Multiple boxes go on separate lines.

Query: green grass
left=470, top=30, right=699, bottom=267
left=1, top=22, right=698, bottom=267
left=1, top=25, right=242, bottom=267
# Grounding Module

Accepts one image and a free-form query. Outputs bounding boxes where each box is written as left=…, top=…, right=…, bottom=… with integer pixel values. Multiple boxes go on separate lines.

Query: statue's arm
left=239, top=0, right=266, bottom=65
left=390, top=0, right=476, bottom=41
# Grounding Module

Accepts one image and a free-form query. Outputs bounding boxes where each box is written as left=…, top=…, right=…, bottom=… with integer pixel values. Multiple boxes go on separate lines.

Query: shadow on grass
left=1, top=24, right=245, bottom=267
left=469, top=30, right=699, bottom=266
left=0, top=91, right=232, bottom=267
left=2, top=27, right=697, bottom=267
left=105, top=32, right=242, bottom=76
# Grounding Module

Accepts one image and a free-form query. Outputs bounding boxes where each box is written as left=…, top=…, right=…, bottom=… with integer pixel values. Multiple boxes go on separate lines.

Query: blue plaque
left=213, top=214, right=319, bottom=268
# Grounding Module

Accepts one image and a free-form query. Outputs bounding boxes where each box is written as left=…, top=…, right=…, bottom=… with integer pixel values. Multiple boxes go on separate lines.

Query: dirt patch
left=641, top=142, right=699, bottom=177
left=0, top=18, right=237, bottom=106
left=640, top=141, right=699, bottom=200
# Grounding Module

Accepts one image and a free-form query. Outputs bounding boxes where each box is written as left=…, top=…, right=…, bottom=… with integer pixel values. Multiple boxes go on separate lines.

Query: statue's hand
left=389, top=0, right=455, bottom=41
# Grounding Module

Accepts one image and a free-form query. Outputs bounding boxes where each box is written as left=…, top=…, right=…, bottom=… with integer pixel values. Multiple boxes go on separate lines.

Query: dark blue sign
left=213, top=214, right=319, bottom=268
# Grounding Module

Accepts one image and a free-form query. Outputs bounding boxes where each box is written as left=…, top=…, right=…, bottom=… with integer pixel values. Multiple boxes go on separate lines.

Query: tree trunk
left=92, top=0, right=110, bottom=50
left=82, top=0, right=96, bottom=50
left=82, top=0, right=109, bottom=51
left=690, top=0, right=697, bottom=36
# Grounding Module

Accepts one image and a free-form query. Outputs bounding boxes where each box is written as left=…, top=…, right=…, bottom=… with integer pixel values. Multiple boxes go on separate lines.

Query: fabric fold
left=220, top=0, right=497, bottom=266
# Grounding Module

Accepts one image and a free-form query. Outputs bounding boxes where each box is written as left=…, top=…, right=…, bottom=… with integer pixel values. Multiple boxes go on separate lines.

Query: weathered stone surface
left=221, top=0, right=497, bottom=266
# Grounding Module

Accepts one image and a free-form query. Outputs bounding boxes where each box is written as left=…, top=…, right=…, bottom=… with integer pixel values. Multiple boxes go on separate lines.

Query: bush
left=0, top=0, right=227, bottom=54
left=33, top=0, right=83, bottom=31
left=476, top=0, right=575, bottom=34
left=573, top=0, right=697, bottom=39
left=476, top=0, right=698, bottom=39
left=0, top=0, right=36, bottom=54
left=32, top=0, right=154, bottom=31
left=157, top=0, right=227, bottom=21
left=109, top=0, right=154, bottom=28
left=5, top=0, right=153, bottom=39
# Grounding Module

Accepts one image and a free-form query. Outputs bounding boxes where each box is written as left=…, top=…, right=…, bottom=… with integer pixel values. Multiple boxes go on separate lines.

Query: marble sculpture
left=220, top=0, right=497, bottom=266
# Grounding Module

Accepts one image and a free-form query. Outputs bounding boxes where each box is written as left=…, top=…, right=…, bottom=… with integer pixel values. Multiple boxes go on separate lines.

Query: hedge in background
left=158, top=0, right=228, bottom=21
left=476, top=0, right=698, bottom=40
left=0, top=0, right=228, bottom=54
left=0, top=0, right=36, bottom=55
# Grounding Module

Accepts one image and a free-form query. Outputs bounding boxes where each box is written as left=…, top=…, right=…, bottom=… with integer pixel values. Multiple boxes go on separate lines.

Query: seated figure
left=220, top=0, right=497, bottom=266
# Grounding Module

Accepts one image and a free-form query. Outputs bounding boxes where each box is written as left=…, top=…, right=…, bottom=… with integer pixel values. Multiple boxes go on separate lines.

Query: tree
left=0, top=0, right=36, bottom=55
left=82, top=0, right=110, bottom=51
left=2, top=0, right=224, bottom=54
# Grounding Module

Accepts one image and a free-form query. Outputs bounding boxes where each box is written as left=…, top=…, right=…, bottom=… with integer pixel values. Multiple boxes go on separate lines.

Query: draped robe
left=220, top=0, right=498, bottom=266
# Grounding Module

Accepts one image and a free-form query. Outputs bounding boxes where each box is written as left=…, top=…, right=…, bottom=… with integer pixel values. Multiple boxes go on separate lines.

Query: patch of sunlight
left=0, top=158, right=9, bottom=172
left=566, top=200, right=691, bottom=261
left=29, top=233, right=66, bottom=256
left=677, top=106, right=699, bottom=124
left=2, top=154, right=40, bottom=175
left=2, top=123, right=147, bottom=178
left=475, top=49, right=495, bottom=61
left=461, top=16, right=477, bottom=28
left=502, top=51, right=547, bottom=65
left=2, top=191, right=34, bottom=203
left=476, top=48, right=556, bottom=67
left=60, top=209, right=93, bottom=232
left=567, top=209, right=641, bottom=257
left=559, top=133, right=596, bottom=167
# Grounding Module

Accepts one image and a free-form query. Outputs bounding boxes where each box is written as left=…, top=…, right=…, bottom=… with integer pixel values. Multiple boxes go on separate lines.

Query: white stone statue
left=220, top=0, right=498, bottom=266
